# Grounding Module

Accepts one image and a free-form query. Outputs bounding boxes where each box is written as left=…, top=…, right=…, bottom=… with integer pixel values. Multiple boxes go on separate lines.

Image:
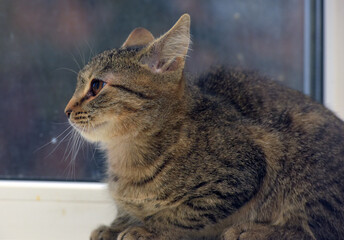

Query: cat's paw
left=221, top=226, right=243, bottom=240
left=222, top=223, right=314, bottom=240
left=221, top=230, right=259, bottom=240
left=117, top=226, right=155, bottom=240
left=90, top=225, right=118, bottom=240
left=221, top=224, right=267, bottom=240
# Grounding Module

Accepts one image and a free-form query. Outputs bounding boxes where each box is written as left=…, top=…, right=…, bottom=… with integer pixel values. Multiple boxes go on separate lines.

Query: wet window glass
left=0, top=0, right=321, bottom=181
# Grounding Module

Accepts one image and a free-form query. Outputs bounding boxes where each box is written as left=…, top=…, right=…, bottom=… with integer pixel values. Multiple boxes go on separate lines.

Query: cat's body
left=65, top=15, right=344, bottom=239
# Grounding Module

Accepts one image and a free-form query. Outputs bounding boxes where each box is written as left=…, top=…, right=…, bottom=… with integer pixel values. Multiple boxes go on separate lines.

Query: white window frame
left=324, top=0, right=344, bottom=120
left=1, top=2, right=343, bottom=240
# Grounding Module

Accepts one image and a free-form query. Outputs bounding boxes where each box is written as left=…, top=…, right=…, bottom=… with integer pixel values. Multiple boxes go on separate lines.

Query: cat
left=65, top=14, right=344, bottom=240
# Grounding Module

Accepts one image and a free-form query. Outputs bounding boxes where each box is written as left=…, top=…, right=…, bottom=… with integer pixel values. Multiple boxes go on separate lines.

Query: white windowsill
left=0, top=181, right=116, bottom=240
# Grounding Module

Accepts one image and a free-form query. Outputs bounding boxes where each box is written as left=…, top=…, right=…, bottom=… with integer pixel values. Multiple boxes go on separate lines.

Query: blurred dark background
left=0, top=0, right=305, bottom=181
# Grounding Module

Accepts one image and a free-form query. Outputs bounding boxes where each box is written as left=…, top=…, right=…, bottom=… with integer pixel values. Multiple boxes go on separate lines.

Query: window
left=0, top=0, right=325, bottom=181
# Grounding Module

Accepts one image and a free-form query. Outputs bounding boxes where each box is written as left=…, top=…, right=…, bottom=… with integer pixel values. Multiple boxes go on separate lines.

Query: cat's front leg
left=90, top=209, right=142, bottom=240
left=221, top=222, right=315, bottom=240
left=117, top=226, right=156, bottom=240
left=91, top=226, right=155, bottom=240
left=91, top=225, right=120, bottom=240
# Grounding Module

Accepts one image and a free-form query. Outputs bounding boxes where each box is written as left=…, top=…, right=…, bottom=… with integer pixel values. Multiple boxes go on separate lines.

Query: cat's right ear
left=139, top=14, right=191, bottom=73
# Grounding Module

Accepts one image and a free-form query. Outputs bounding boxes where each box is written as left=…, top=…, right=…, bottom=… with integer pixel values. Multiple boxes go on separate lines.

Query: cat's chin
left=79, top=131, right=102, bottom=143
left=73, top=121, right=110, bottom=143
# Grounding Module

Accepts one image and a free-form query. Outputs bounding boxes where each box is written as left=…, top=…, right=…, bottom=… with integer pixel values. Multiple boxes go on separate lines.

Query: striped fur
left=65, top=14, right=344, bottom=240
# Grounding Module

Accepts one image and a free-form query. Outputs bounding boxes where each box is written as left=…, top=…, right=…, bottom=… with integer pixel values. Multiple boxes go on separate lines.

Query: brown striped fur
left=65, top=14, right=344, bottom=240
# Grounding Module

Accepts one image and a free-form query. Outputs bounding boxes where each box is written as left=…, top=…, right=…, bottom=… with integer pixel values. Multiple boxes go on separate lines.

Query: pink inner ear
left=138, top=14, right=190, bottom=73
left=147, top=61, right=162, bottom=73
left=140, top=43, right=184, bottom=74
left=140, top=49, right=161, bottom=73
left=148, top=57, right=183, bottom=73
left=166, top=57, right=183, bottom=72
left=152, top=67, right=163, bottom=73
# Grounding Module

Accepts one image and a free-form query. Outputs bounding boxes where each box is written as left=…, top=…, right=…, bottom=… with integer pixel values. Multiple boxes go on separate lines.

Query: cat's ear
left=122, top=27, right=155, bottom=48
left=139, top=14, right=191, bottom=73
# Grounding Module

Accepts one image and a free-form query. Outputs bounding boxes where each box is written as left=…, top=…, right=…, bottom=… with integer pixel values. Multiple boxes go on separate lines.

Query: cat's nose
left=65, top=109, right=72, bottom=118
left=65, top=97, right=77, bottom=119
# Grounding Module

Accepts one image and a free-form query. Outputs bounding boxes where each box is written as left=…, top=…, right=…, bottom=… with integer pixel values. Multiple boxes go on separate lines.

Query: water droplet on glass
left=233, top=13, right=241, bottom=20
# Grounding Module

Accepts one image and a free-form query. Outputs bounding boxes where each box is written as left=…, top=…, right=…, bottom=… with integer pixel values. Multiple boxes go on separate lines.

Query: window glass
left=1, top=0, right=307, bottom=181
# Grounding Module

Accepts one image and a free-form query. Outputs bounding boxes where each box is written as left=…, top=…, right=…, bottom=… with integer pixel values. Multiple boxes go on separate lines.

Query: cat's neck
left=104, top=102, right=188, bottom=184
left=105, top=135, right=150, bottom=182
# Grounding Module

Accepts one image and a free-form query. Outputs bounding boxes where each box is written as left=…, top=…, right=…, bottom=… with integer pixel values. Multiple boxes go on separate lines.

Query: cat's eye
left=90, top=79, right=107, bottom=96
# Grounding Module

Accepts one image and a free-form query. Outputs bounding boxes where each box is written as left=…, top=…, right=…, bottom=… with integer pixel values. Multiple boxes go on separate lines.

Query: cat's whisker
left=62, top=128, right=75, bottom=161
left=64, top=139, right=72, bottom=165
left=69, top=129, right=80, bottom=161
left=84, top=39, right=96, bottom=63
left=64, top=124, right=88, bottom=180
left=70, top=53, right=82, bottom=71
left=54, top=67, right=79, bottom=76
left=34, top=139, right=57, bottom=154
left=72, top=131, right=82, bottom=162
left=64, top=128, right=79, bottom=179
left=67, top=137, right=77, bottom=179
left=51, top=121, right=70, bottom=125
left=44, top=128, right=74, bottom=158
left=74, top=127, right=87, bottom=177
left=34, top=125, right=73, bottom=153
left=76, top=46, right=86, bottom=68
left=63, top=128, right=78, bottom=162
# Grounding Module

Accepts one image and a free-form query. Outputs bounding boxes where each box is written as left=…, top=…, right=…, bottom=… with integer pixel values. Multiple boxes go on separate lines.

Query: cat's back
left=196, top=67, right=344, bottom=130
left=194, top=68, right=344, bottom=176
left=192, top=68, right=344, bottom=239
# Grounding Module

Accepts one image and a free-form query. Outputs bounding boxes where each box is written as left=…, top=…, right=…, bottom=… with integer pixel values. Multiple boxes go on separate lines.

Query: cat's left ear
left=139, top=14, right=191, bottom=73
left=122, top=27, right=155, bottom=48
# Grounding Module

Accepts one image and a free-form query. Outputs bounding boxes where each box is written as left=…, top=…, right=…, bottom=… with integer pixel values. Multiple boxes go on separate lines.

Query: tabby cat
left=65, top=14, right=344, bottom=240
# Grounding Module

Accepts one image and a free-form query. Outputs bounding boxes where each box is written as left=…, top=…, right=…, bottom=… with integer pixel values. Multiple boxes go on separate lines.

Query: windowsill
left=0, top=181, right=116, bottom=240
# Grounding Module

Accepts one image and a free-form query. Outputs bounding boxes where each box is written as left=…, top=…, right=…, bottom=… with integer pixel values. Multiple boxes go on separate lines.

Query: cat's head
left=65, top=14, right=191, bottom=143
